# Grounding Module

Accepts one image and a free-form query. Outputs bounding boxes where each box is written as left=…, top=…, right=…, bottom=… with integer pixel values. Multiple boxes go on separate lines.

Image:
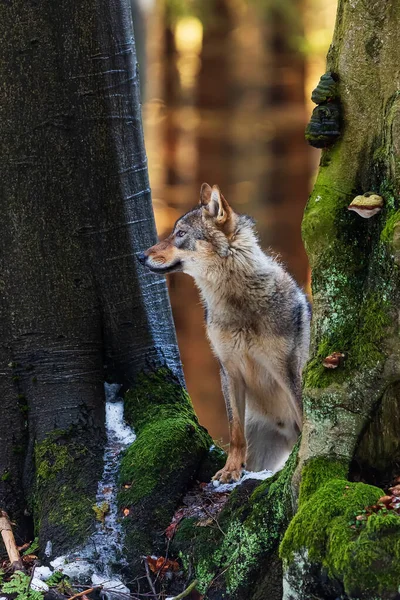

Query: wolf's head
left=138, top=183, right=254, bottom=278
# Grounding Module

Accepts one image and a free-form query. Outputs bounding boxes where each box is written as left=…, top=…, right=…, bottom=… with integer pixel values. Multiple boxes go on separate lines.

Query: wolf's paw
left=212, top=465, right=244, bottom=485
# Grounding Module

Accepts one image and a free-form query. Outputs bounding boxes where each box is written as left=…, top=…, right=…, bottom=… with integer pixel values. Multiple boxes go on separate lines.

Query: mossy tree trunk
left=298, top=0, right=400, bottom=482
left=0, top=0, right=212, bottom=565
left=280, top=1, right=400, bottom=598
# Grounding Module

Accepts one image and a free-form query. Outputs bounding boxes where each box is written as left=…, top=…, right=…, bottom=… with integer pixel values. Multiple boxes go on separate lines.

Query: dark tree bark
left=0, top=0, right=199, bottom=560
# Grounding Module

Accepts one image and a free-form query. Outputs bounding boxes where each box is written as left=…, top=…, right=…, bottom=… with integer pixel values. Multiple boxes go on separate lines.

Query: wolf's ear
left=200, top=183, right=232, bottom=226
left=200, top=183, right=212, bottom=208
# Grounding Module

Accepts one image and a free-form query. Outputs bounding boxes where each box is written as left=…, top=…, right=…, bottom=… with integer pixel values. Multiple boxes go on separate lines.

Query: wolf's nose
left=137, top=251, right=147, bottom=265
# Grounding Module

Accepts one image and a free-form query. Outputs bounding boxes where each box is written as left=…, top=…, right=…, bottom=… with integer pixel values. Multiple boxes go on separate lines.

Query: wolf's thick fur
left=140, top=184, right=310, bottom=483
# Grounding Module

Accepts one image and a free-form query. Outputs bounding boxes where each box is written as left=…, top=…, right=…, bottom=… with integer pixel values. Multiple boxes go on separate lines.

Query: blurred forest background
left=133, top=0, right=337, bottom=445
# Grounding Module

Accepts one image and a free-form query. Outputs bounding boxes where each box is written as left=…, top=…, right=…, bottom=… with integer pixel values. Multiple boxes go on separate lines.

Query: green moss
left=120, top=418, right=210, bottom=506
left=93, top=501, right=109, bottom=524
left=352, top=292, right=391, bottom=366
left=34, top=429, right=97, bottom=548
left=301, top=146, right=400, bottom=398
left=35, top=429, right=86, bottom=482
left=303, top=222, right=394, bottom=391
left=299, top=457, right=348, bottom=504
left=380, top=209, right=400, bottom=243
left=124, top=368, right=196, bottom=432
left=121, top=369, right=212, bottom=504
left=303, top=290, right=390, bottom=391
left=280, top=478, right=400, bottom=597
left=303, top=172, right=398, bottom=394
left=119, top=369, right=216, bottom=571
left=1, top=470, right=11, bottom=482
left=173, top=443, right=299, bottom=596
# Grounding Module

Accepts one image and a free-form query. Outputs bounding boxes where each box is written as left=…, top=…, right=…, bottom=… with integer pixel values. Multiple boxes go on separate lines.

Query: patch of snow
left=77, top=383, right=135, bottom=575
left=44, top=540, right=52, bottom=557
left=50, top=556, right=67, bottom=570
left=104, top=384, right=136, bottom=446
left=30, top=578, right=49, bottom=592
left=35, top=566, right=53, bottom=581
left=60, top=560, right=95, bottom=582
left=92, top=574, right=130, bottom=600
left=211, top=469, right=273, bottom=493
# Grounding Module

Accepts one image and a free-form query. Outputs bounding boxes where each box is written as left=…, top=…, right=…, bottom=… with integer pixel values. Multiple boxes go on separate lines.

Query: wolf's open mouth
left=146, top=260, right=183, bottom=274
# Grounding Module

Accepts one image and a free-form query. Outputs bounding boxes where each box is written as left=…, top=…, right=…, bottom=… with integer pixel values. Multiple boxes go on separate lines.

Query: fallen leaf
left=196, top=517, right=213, bottom=527
left=378, top=495, right=393, bottom=506
left=146, top=556, right=179, bottom=576
left=22, top=554, right=38, bottom=564
left=165, top=522, right=178, bottom=540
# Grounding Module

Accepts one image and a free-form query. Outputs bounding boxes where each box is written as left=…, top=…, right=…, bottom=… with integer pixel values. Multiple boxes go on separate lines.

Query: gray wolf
left=138, top=183, right=310, bottom=483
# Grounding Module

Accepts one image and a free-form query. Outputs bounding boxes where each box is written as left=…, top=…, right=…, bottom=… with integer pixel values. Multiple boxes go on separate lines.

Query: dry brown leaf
left=196, top=517, right=213, bottom=527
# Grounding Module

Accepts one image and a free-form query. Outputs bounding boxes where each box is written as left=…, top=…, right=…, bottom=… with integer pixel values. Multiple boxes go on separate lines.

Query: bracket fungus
left=305, top=72, right=341, bottom=148
left=305, top=103, right=341, bottom=148
left=322, top=352, right=345, bottom=369
left=311, top=71, right=339, bottom=104
left=348, top=192, right=384, bottom=218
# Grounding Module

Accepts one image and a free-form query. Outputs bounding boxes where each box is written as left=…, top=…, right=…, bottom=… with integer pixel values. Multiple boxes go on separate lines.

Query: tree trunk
left=279, top=1, right=400, bottom=598
left=0, top=0, right=211, bottom=571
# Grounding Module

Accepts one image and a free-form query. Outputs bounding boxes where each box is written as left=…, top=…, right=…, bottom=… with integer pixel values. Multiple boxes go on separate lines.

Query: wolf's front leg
left=213, top=368, right=246, bottom=484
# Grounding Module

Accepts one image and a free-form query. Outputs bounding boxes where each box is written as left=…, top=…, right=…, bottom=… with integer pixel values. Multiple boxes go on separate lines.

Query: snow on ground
left=211, top=469, right=273, bottom=492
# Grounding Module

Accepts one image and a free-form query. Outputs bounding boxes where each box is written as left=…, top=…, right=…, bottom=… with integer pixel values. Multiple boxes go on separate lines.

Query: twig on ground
left=27, top=560, right=38, bottom=592
left=153, top=538, right=171, bottom=587
left=0, top=509, right=25, bottom=572
left=67, top=586, right=102, bottom=600
left=202, top=506, right=226, bottom=536
left=168, top=579, right=198, bottom=600
left=143, top=556, right=158, bottom=599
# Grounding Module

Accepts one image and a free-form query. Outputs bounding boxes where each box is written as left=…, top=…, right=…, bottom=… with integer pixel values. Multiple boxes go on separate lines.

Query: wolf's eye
left=175, top=230, right=186, bottom=238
